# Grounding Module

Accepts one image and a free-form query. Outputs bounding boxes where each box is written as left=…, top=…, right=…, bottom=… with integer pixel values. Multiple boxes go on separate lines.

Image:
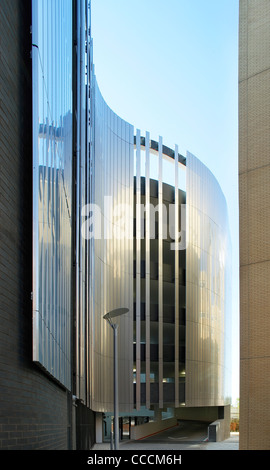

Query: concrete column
left=96, top=413, right=103, bottom=444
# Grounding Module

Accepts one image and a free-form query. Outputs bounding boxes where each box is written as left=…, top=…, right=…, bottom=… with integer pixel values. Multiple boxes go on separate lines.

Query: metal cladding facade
left=185, top=153, right=231, bottom=407
left=31, top=0, right=231, bottom=415
left=90, top=80, right=134, bottom=413
left=132, top=144, right=231, bottom=410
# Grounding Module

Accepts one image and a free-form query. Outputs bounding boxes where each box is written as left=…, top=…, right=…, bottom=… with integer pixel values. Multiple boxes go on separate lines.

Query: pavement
left=92, top=432, right=239, bottom=451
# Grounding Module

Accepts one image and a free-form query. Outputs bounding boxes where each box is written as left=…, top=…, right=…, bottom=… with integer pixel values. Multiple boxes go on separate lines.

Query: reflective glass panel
left=32, top=0, right=73, bottom=389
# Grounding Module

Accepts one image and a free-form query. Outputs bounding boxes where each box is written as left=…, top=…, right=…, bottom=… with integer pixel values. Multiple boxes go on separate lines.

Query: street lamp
left=103, top=307, right=129, bottom=450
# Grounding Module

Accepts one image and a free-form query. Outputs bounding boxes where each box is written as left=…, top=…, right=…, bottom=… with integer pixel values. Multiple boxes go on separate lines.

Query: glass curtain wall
left=74, top=0, right=93, bottom=406
left=32, top=0, right=73, bottom=389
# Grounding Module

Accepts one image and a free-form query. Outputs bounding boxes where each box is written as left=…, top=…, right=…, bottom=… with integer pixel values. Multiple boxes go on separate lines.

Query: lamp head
left=103, top=308, right=129, bottom=327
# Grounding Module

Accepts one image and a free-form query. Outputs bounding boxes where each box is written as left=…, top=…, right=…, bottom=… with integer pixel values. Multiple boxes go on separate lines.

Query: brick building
left=239, top=0, right=270, bottom=450
left=0, top=0, right=95, bottom=450
left=0, top=0, right=71, bottom=449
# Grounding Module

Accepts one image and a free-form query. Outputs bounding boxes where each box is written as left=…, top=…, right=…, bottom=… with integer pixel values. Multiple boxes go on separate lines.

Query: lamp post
left=103, top=308, right=129, bottom=450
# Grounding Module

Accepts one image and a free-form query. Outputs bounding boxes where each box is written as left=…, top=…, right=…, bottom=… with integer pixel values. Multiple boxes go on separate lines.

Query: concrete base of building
left=175, top=404, right=231, bottom=442
left=127, top=405, right=231, bottom=442
left=130, top=417, right=178, bottom=441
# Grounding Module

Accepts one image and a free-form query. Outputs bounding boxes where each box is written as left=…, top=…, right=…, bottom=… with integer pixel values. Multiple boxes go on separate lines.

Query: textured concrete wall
left=239, top=0, right=270, bottom=450
left=0, top=0, right=70, bottom=449
left=175, top=405, right=220, bottom=422
left=208, top=405, right=231, bottom=442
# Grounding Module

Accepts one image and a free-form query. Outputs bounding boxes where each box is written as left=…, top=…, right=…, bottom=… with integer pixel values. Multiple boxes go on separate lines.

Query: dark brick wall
left=0, top=0, right=71, bottom=449
left=76, top=402, right=95, bottom=450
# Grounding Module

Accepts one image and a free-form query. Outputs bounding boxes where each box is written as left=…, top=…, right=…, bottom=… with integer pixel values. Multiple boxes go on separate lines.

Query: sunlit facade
left=30, top=0, right=231, bottom=445
left=32, top=0, right=73, bottom=389
left=131, top=140, right=231, bottom=413
left=185, top=153, right=231, bottom=407
left=239, top=0, right=270, bottom=451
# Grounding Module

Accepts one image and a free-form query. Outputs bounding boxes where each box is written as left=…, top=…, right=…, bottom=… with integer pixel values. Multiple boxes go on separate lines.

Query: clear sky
left=91, top=0, right=239, bottom=404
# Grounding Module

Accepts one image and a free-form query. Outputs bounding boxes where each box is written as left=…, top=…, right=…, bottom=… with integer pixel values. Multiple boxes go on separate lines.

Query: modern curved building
left=31, top=0, right=231, bottom=442
left=0, top=0, right=231, bottom=450
left=84, top=73, right=232, bottom=439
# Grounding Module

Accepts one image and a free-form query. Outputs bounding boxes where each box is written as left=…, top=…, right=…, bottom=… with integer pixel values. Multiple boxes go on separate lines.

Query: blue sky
left=91, top=0, right=239, bottom=403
